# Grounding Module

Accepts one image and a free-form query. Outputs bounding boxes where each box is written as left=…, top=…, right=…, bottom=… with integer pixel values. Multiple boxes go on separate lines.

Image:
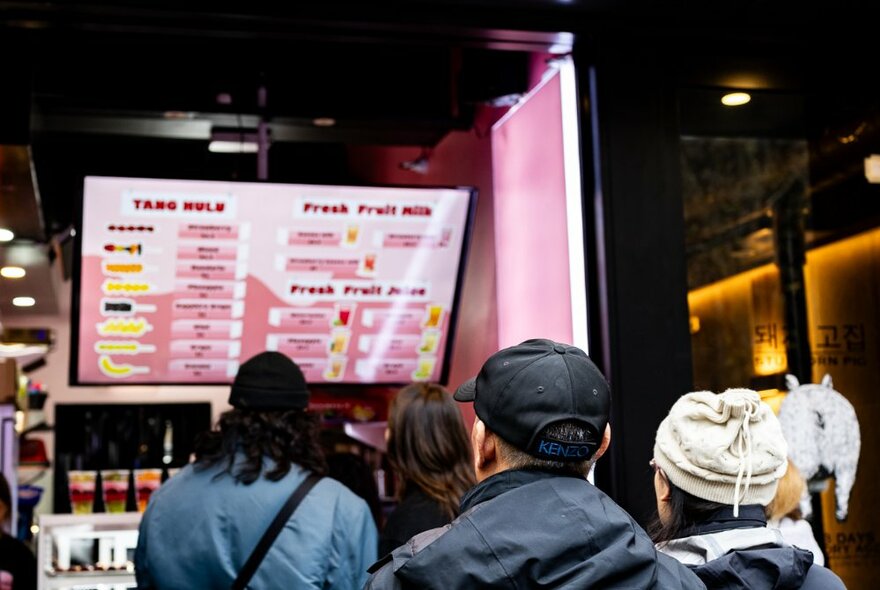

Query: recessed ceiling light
left=721, top=92, right=751, bottom=107
left=12, top=296, right=36, bottom=307
left=0, top=228, right=13, bottom=242
left=313, top=117, right=337, bottom=127
left=1, top=266, right=26, bottom=279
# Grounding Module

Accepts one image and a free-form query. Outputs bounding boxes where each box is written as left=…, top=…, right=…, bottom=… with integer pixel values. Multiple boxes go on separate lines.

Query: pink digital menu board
left=71, top=177, right=476, bottom=386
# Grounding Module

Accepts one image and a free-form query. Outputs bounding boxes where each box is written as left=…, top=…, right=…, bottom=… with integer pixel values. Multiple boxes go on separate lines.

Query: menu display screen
left=71, top=176, right=476, bottom=386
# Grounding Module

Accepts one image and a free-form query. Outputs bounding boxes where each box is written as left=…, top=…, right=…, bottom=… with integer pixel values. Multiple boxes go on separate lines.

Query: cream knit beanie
left=653, top=388, right=788, bottom=517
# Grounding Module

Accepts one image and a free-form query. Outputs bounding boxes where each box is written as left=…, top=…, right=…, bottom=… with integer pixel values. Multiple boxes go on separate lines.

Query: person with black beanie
left=134, top=351, right=377, bottom=589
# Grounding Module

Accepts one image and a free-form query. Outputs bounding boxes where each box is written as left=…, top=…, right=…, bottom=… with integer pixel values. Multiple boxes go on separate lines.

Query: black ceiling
left=32, top=36, right=460, bottom=121
left=1, top=12, right=546, bottom=238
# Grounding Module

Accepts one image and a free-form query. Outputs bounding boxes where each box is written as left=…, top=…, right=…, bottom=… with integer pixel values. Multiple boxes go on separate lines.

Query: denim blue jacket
left=135, top=460, right=377, bottom=589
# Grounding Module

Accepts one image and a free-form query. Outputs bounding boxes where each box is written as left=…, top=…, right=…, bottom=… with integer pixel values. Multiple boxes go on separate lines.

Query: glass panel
left=681, top=85, right=880, bottom=587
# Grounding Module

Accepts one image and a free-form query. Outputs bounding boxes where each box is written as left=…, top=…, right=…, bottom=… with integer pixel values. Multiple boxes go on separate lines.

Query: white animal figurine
left=777, top=374, right=860, bottom=521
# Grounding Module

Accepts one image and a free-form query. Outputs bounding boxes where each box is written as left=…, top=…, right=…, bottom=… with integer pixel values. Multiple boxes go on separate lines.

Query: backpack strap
left=232, top=473, right=322, bottom=590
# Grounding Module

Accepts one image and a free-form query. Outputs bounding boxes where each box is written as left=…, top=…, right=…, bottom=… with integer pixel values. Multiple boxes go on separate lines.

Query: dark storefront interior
left=3, top=2, right=880, bottom=588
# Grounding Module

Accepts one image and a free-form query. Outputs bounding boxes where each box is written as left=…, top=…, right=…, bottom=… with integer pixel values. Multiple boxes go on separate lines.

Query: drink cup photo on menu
left=332, top=303, right=356, bottom=328
left=357, top=252, right=378, bottom=277
left=328, top=329, right=351, bottom=355
left=423, top=304, right=444, bottom=328
left=412, top=357, right=436, bottom=381
left=323, top=356, right=347, bottom=381
left=343, top=223, right=360, bottom=247
left=418, top=330, right=440, bottom=354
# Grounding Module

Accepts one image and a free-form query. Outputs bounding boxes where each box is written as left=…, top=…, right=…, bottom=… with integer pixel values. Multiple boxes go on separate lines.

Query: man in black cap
left=135, top=351, right=377, bottom=590
left=365, top=339, right=706, bottom=589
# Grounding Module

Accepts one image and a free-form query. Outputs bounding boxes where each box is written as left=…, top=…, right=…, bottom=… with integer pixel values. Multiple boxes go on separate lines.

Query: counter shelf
left=36, top=512, right=141, bottom=590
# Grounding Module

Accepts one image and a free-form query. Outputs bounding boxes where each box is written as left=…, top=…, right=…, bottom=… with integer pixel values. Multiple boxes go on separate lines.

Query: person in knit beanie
left=649, top=388, right=844, bottom=590
left=654, top=388, right=788, bottom=517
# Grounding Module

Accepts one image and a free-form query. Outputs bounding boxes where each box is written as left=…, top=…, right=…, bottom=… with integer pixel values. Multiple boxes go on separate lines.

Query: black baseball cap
left=229, top=351, right=310, bottom=410
left=454, top=339, right=611, bottom=461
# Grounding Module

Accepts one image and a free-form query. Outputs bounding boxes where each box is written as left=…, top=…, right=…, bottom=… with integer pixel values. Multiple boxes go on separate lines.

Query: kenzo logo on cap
left=535, top=439, right=594, bottom=459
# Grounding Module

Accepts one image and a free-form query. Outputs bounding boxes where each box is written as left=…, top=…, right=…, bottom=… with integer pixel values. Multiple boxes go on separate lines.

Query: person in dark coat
left=365, top=339, right=706, bottom=589
left=650, top=388, right=846, bottom=590
left=0, top=474, right=36, bottom=590
left=379, top=383, right=475, bottom=556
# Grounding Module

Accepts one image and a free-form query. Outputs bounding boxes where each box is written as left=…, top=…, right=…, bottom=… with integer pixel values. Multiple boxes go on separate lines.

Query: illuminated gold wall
left=804, top=232, right=880, bottom=585
left=688, top=228, right=880, bottom=587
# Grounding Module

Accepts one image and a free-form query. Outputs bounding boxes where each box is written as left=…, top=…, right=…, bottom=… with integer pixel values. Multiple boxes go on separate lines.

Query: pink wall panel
left=491, top=71, right=573, bottom=348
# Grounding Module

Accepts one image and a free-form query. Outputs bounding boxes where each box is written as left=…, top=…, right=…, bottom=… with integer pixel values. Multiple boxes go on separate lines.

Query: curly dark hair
left=194, top=408, right=327, bottom=484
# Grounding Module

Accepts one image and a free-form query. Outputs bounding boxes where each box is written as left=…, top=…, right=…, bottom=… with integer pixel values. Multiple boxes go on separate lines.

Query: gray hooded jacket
left=659, top=506, right=845, bottom=590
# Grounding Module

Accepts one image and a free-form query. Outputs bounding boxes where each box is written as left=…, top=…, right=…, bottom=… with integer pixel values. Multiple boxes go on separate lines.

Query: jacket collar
left=460, top=468, right=582, bottom=513
left=661, top=526, right=785, bottom=565
left=688, top=504, right=767, bottom=535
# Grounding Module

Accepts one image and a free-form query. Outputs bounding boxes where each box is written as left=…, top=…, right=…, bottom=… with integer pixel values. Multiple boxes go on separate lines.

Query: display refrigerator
left=36, top=512, right=141, bottom=590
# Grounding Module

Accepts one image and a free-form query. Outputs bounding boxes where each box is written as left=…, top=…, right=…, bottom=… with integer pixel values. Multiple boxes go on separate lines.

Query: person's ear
left=592, top=423, right=612, bottom=462
left=657, top=469, right=672, bottom=503
left=472, top=419, right=497, bottom=474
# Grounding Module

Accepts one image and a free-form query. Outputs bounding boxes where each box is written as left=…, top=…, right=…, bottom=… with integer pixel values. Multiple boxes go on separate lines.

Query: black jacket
left=379, top=487, right=451, bottom=557
left=365, top=469, right=706, bottom=589
left=659, top=505, right=846, bottom=590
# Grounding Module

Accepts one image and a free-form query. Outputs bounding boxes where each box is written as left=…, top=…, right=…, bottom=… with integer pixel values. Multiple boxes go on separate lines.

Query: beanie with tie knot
left=653, top=388, right=789, bottom=517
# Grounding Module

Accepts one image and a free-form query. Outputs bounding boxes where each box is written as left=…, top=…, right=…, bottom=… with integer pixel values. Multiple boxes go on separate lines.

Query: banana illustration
left=98, top=355, right=149, bottom=378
